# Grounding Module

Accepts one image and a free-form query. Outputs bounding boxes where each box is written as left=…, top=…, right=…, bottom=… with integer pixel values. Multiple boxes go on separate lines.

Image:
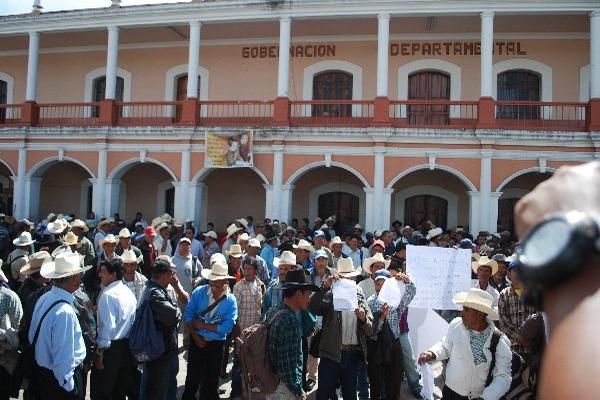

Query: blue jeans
left=399, top=333, right=422, bottom=393
left=317, top=350, right=361, bottom=400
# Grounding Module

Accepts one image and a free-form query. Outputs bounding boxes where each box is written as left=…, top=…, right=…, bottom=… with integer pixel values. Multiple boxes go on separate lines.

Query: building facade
left=0, top=0, right=599, bottom=234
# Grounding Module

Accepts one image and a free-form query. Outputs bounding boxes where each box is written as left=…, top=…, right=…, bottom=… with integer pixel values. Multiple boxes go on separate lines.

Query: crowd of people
left=0, top=208, right=545, bottom=400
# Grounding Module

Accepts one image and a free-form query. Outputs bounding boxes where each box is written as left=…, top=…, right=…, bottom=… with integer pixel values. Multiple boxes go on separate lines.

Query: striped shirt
left=368, top=280, right=416, bottom=340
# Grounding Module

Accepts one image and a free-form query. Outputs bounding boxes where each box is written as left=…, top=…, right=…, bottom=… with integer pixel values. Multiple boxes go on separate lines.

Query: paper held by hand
left=332, top=279, right=358, bottom=311
left=377, top=278, right=407, bottom=309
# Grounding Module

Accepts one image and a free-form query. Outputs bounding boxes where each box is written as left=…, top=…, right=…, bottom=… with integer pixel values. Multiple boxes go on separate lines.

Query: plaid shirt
left=498, top=286, right=537, bottom=355
left=368, top=281, right=416, bottom=340
left=233, top=278, right=265, bottom=331
left=265, top=303, right=304, bottom=397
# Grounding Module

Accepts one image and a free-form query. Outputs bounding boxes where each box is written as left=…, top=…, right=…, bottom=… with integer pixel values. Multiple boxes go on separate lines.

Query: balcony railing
left=0, top=99, right=596, bottom=131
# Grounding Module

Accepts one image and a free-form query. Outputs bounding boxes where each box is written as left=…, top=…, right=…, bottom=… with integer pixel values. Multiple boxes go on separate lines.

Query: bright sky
left=0, top=0, right=190, bottom=16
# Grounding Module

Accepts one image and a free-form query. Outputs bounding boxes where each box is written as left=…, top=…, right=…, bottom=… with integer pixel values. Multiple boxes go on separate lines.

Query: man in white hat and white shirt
left=120, top=249, right=147, bottom=302
left=94, top=218, right=114, bottom=255
left=115, top=228, right=143, bottom=270
left=222, top=223, right=243, bottom=258
left=243, top=237, right=270, bottom=283
left=202, top=230, right=221, bottom=268
left=70, top=219, right=95, bottom=266
left=418, top=288, right=512, bottom=400
left=154, top=222, right=173, bottom=257
left=29, top=252, right=91, bottom=399
left=6, top=231, right=34, bottom=290
left=472, top=256, right=500, bottom=310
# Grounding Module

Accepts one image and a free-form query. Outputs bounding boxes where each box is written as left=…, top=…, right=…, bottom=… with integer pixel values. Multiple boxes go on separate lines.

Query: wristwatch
left=516, top=211, right=600, bottom=290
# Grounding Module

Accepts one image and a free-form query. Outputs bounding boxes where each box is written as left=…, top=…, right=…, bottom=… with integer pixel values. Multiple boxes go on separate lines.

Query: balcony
left=0, top=98, right=593, bottom=132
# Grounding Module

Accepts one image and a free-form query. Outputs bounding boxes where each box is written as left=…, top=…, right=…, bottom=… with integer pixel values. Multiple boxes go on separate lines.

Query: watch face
left=523, top=219, right=569, bottom=268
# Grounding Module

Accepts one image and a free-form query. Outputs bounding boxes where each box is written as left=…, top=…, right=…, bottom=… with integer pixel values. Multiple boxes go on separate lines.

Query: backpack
left=236, top=309, right=286, bottom=395
left=129, top=287, right=166, bottom=363
left=3, top=254, right=26, bottom=291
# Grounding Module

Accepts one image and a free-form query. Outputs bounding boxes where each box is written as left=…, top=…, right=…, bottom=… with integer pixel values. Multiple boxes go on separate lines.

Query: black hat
left=265, top=231, right=279, bottom=242
left=282, top=269, right=318, bottom=291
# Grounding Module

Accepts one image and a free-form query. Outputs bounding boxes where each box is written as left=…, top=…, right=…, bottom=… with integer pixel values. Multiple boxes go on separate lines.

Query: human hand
left=193, top=334, right=207, bottom=348
left=95, top=352, right=104, bottom=370
left=355, top=308, right=366, bottom=322
left=324, top=274, right=340, bottom=289
left=380, top=303, right=390, bottom=320
left=192, top=319, right=205, bottom=331
left=395, top=272, right=410, bottom=283
left=417, top=351, right=436, bottom=364
left=514, top=162, right=600, bottom=238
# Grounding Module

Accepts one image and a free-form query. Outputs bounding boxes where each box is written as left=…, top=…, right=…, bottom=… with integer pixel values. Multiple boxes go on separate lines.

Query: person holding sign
left=366, top=269, right=416, bottom=400
left=308, top=258, right=373, bottom=400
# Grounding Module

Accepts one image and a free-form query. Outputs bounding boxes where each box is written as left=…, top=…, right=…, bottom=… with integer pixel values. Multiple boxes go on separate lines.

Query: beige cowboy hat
left=204, top=231, right=218, bottom=240
left=210, top=252, right=227, bottom=266
left=40, top=252, right=92, bottom=279
left=20, top=251, right=52, bottom=275
left=70, top=219, right=89, bottom=233
left=471, top=253, right=481, bottom=262
left=426, top=227, right=443, bottom=240
left=120, top=249, right=143, bottom=264
left=227, top=244, right=244, bottom=258
left=329, top=236, right=344, bottom=249
left=293, top=239, right=314, bottom=253
left=100, top=234, right=118, bottom=246
left=237, top=233, right=250, bottom=243
left=161, top=213, right=173, bottom=223
left=47, top=219, right=68, bottom=234
left=226, top=223, right=243, bottom=239
left=453, top=288, right=500, bottom=320
left=151, top=217, right=163, bottom=228
left=13, top=232, right=35, bottom=247
left=362, top=252, right=391, bottom=274
left=173, top=218, right=185, bottom=228
left=236, top=218, right=249, bottom=229
left=472, top=256, right=498, bottom=275
left=336, top=258, right=362, bottom=278
left=97, top=218, right=114, bottom=230
left=117, top=228, right=131, bottom=238
left=255, top=233, right=266, bottom=244
left=201, top=260, right=234, bottom=281
left=63, top=231, right=79, bottom=246
left=155, top=222, right=169, bottom=233
left=274, top=250, right=296, bottom=268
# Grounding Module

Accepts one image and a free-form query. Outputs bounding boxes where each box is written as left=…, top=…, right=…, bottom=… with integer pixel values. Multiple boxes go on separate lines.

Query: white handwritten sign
left=406, top=245, right=471, bottom=310
left=332, top=279, right=358, bottom=311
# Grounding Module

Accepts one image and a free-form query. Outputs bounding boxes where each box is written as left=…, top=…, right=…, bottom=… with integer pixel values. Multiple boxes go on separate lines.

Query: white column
left=591, top=11, right=600, bottom=99
left=376, top=13, right=390, bottom=97
left=480, top=11, right=494, bottom=98
left=271, top=146, right=284, bottom=219
left=13, top=148, right=27, bottom=218
left=381, top=188, right=394, bottom=228
left=187, top=21, right=202, bottom=98
left=175, top=149, right=191, bottom=219
left=277, top=17, right=291, bottom=98
left=373, top=148, right=386, bottom=228
left=489, top=191, right=502, bottom=233
left=363, top=188, right=376, bottom=232
left=468, top=191, right=480, bottom=236
left=479, top=150, right=493, bottom=232
left=280, top=184, right=294, bottom=224
left=105, top=25, right=120, bottom=100
left=24, top=177, right=42, bottom=221
left=92, top=149, right=107, bottom=218
left=189, top=182, right=204, bottom=229
left=25, top=32, right=40, bottom=102
left=105, top=178, right=122, bottom=217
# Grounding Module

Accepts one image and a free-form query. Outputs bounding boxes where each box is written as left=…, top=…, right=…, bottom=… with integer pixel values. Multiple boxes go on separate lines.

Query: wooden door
left=404, top=195, right=448, bottom=229
left=497, top=70, right=540, bottom=119
left=312, top=70, right=353, bottom=117
left=408, top=71, right=450, bottom=125
left=175, top=75, right=201, bottom=120
left=318, top=192, right=359, bottom=233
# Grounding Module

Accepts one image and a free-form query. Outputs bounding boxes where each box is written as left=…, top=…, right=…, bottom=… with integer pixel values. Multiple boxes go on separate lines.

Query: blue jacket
left=184, top=284, right=238, bottom=341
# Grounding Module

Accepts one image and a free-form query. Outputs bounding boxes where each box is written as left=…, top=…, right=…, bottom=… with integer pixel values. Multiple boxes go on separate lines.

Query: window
left=175, top=75, right=201, bottom=120
left=318, top=192, right=359, bottom=233
left=497, top=70, right=540, bottom=119
left=408, top=71, right=450, bottom=125
left=312, top=70, right=353, bottom=117
left=91, top=76, right=125, bottom=117
left=404, top=195, right=448, bottom=229
left=0, top=80, right=6, bottom=123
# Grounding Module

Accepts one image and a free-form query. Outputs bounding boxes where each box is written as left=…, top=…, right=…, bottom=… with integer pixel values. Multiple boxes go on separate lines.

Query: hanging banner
left=204, top=130, right=254, bottom=168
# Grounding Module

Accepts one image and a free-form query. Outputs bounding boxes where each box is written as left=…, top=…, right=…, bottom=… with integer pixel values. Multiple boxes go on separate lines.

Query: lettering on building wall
left=242, top=44, right=336, bottom=58
left=389, top=41, right=526, bottom=56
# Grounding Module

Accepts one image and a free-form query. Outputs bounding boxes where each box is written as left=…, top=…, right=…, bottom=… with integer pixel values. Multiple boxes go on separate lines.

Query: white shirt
left=472, top=280, right=500, bottom=311
left=96, top=280, right=137, bottom=349
left=154, top=236, right=173, bottom=257
left=430, top=318, right=512, bottom=400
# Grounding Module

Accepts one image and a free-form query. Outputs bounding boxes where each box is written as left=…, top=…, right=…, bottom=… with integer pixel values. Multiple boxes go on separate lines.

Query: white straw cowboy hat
left=274, top=251, right=296, bottom=268
left=118, top=228, right=131, bottom=238
left=204, top=231, right=218, bottom=240
left=426, top=227, right=443, bottom=240
left=293, top=239, right=314, bottom=253
left=471, top=253, right=481, bottom=262
left=226, top=223, right=243, bottom=239
left=13, top=232, right=35, bottom=247
left=453, top=288, right=500, bottom=320
left=248, top=238, right=261, bottom=248
left=472, top=256, right=498, bottom=275
left=329, top=236, right=344, bottom=249
left=47, top=219, right=68, bottom=234
left=70, top=219, right=89, bottom=233
left=336, top=258, right=362, bottom=278
left=236, top=218, right=249, bottom=229
left=100, top=234, right=118, bottom=246
left=362, top=252, right=391, bottom=274
left=63, top=231, right=79, bottom=246
left=210, top=252, right=227, bottom=266
left=227, top=244, right=244, bottom=258
left=120, top=249, right=143, bottom=264
left=155, top=222, right=169, bottom=233
left=201, top=260, right=234, bottom=281
left=97, top=218, right=114, bottom=230
left=255, top=233, right=266, bottom=244
left=237, top=233, right=250, bottom=243
left=40, top=252, right=92, bottom=279
left=20, top=251, right=52, bottom=275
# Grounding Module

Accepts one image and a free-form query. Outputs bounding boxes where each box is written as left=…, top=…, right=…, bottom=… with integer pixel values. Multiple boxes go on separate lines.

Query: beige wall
left=39, top=162, right=90, bottom=219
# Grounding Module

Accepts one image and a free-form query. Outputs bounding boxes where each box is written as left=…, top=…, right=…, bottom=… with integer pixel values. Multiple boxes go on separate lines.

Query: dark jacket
left=308, top=284, right=373, bottom=364
left=73, top=288, right=97, bottom=364
left=147, top=280, right=181, bottom=358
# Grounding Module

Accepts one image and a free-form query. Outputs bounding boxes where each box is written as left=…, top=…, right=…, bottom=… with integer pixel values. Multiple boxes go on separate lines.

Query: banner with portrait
left=204, top=130, right=254, bottom=168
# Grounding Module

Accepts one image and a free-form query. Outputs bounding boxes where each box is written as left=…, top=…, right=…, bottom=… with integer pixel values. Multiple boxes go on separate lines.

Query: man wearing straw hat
left=222, top=223, right=243, bottom=257
left=243, top=237, right=270, bottom=283
left=472, top=256, right=500, bottom=310
left=29, top=252, right=92, bottom=399
left=94, top=218, right=114, bottom=255
left=17, top=251, right=51, bottom=305
left=294, top=239, right=315, bottom=271
left=120, top=249, right=147, bottom=302
left=6, top=231, right=34, bottom=290
left=70, top=219, right=95, bottom=266
left=115, top=228, right=143, bottom=269
left=418, top=288, right=512, bottom=400
left=182, top=260, right=238, bottom=400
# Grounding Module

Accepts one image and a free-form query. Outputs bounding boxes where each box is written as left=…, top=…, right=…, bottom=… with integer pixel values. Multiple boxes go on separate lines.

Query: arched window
left=404, top=194, right=448, bottom=229
left=312, top=70, right=353, bottom=117
left=497, top=70, right=541, bottom=119
left=0, top=80, right=7, bottom=123
left=408, top=71, right=450, bottom=125
left=92, top=76, right=125, bottom=117
left=318, top=192, right=359, bottom=233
